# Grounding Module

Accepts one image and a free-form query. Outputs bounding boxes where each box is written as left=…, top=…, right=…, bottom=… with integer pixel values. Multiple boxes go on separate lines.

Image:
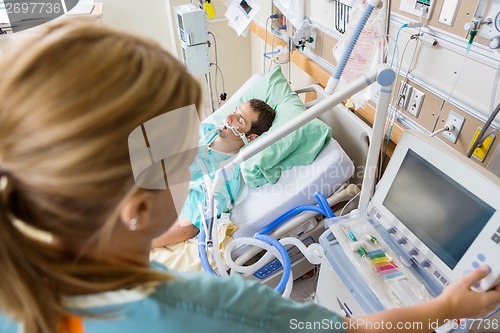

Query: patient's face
left=219, top=101, right=259, bottom=141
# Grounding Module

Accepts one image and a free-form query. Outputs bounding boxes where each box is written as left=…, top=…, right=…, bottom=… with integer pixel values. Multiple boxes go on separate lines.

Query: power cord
left=429, top=123, right=454, bottom=137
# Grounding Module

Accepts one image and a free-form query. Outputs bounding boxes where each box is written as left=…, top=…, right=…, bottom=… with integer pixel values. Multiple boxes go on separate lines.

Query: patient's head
left=220, top=98, right=275, bottom=145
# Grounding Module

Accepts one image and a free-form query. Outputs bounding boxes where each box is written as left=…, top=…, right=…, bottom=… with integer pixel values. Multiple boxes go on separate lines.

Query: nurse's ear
left=120, top=191, right=155, bottom=231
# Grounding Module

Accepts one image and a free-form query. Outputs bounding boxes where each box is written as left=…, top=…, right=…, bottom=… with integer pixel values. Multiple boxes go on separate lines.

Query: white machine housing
left=317, top=130, right=500, bottom=321
left=181, top=42, right=210, bottom=76
left=175, top=4, right=208, bottom=46
left=369, top=130, right=500, bottom=292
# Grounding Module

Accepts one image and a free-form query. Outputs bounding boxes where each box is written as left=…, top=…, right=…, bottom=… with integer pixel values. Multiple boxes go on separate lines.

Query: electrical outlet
left=442, top=111, right=465, bottom=144
left=397, top=81, right=413, bottom=110
left=407, top=87, right=425, bottom=117
left=309, top=30, right=317, bottom=50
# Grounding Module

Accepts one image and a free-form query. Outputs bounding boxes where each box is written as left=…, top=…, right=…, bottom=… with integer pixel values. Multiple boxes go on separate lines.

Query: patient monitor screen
left=383, top=150, right=495, bottom=269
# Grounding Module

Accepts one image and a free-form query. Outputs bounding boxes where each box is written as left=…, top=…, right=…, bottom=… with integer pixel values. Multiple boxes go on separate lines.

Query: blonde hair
left=0, top=19, right=201, bottom=333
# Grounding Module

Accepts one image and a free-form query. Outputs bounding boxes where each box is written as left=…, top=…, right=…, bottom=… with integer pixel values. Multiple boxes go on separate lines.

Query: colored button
left=477, top=254, right=486, bottom=262
left=463, top=269, right=472, bottom=276
left=492, top=234, right=500, bottom=244
left=472, top=261, right=480, bottom=268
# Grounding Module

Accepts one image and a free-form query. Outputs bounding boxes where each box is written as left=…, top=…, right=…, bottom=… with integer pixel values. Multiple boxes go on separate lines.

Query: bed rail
left=295, top=84, right=372, bottom=188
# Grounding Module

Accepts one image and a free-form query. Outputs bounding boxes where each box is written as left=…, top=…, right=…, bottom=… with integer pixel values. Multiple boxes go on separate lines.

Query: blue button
left=477, top=254, right=486, bottom=262
left=472, top=261, right=480, bottom=268
left=463, top=269, right=473, bottom=276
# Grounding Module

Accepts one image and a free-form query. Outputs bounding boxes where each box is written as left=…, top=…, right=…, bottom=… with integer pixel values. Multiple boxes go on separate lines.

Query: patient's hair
left=247, top=98, right=276, bottom=136
left=0, top=19, right=201, bottom=333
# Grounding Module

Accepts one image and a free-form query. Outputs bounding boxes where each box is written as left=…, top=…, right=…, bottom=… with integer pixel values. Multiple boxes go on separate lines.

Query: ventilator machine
left=316, top=130, right=500, bottom=332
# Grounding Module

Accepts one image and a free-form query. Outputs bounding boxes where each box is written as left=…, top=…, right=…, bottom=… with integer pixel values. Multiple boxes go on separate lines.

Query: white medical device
left=174, top=4, right=210, bottom=76
left=175, top=4, right=208, bottom=46
left=371, top=130, right=500, bottom=292
left=181, top=43, right=210, bottom=76
left=317, top=130, right=500, bottom=316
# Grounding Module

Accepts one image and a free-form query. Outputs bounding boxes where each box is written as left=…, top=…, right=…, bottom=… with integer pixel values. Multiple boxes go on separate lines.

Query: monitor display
left=382, top=149, right=495, bottom=269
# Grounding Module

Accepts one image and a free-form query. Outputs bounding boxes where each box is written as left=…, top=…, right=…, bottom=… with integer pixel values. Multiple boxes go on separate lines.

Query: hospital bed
left=204, top=65, right=375, bottom=286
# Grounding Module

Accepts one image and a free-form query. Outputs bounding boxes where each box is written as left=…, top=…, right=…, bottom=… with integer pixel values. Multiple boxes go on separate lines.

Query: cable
left=380, top=35, right=419, bottom=176
left=481, top=127, right=500, bottom=139
left=268, top=28, right=278, bottom=72
left=202, top=74, right=211, bottom=118
left=467, top=101, right=500, bottom=158
left=210, top=63, right=226, bottom=106
left=339, top=191, right=361, bottom=216
left=489, top=61, right=500, bottom=125
left=427, top=45, right=471, bottom=132
left=389, top=24, right=408, bottom=68
left=208, top=32, right=219, bottom=106
left=429, top=124, right=454, bottom=137
left=263, top=16, right=270, bottom=73
left=208, top=32, right=227, bottom=107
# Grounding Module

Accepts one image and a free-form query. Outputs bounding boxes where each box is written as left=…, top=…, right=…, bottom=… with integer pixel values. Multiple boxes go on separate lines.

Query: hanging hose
left=325, top=0, right=381, bottom=94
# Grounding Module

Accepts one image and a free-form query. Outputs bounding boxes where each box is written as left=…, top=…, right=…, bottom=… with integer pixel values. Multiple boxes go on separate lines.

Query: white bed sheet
left=231, top=138, right=354, bottom=238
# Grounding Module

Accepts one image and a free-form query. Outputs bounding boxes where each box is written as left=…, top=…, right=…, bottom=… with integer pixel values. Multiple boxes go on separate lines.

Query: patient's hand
left=151, top=218, right=199, bottom=248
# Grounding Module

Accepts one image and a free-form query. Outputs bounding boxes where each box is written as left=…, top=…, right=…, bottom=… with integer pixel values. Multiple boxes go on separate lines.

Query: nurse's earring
left=128, top=217, right=138, bottom=231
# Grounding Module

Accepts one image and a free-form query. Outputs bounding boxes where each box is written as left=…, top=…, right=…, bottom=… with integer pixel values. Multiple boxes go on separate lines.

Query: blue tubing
left=333, top=4, right=375, bottom=80
left=314, top=192, right=335, bottom=218
left=198, top=227, right=217, bottom=275
left=264, top=49, right=281, bottom=59
left=254, top=234, right=291, bottom=294
left=258, top=205, right=324, bottom=235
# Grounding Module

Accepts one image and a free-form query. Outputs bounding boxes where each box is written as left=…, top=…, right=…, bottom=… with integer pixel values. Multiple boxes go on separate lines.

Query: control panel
left=253, top=236, right=314, bottom=279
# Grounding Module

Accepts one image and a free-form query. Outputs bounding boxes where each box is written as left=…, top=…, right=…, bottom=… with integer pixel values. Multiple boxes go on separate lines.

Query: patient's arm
left=151, top=217, right=199, bottom=248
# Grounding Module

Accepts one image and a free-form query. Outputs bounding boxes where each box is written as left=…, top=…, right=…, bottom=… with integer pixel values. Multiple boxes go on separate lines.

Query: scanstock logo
left=1, top=1, right=81, bottom=33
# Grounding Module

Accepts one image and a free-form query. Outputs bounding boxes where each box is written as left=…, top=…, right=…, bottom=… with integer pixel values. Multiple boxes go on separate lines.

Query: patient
left=151, top=99, right=276, bottom=247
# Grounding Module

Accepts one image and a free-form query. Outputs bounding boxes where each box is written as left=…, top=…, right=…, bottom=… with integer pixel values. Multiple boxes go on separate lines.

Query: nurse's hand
left=436, top=266, right=500, bottom=319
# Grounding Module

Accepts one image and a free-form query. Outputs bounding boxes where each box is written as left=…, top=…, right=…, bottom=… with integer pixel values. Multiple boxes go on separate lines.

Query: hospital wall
left=0, top=0, right=252, bottom=119
left=97, top=0, right=252, bottom=117
left=248, top=0, right=500, bottom=178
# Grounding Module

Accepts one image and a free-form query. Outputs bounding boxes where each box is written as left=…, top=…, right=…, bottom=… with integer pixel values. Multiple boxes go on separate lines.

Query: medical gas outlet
left=397, top=81, right=425, bottom=118
left=469, top=128, right=496, bottom=162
